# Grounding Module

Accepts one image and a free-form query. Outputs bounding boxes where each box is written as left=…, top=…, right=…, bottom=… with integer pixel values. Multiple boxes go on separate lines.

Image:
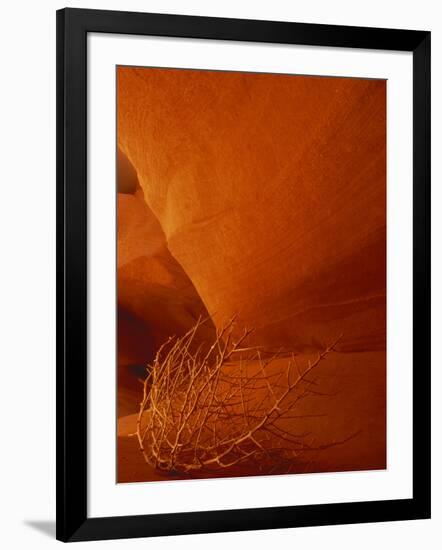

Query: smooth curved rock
left=117, top=174, right=216, bottom=416
left=117, top=68, right=386, bottom=352
left=117, top=147, right=140, bottom=194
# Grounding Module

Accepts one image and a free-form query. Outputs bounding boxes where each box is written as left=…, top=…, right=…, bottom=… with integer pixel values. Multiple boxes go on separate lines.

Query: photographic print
left=116, top=66, right=386, bottom=484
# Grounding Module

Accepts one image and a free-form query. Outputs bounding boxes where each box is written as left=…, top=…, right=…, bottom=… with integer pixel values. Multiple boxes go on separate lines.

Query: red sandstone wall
left=117, top=68, right=386, bottom=353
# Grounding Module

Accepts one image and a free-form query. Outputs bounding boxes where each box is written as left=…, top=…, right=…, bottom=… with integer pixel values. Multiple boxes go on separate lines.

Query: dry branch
left=135, top=318, right=347, bottom=475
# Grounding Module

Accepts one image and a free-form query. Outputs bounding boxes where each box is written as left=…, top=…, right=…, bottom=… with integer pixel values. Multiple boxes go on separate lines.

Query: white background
left=0, top=0, right=440, bottom=548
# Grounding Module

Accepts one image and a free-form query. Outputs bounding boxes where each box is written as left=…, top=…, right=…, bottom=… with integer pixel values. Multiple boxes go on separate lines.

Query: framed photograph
left=56, top=7, right=431, bottom=542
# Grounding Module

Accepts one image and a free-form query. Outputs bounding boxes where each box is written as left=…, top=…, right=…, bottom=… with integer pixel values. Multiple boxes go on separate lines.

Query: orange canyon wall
left=117, top=68, right=386, bottom=355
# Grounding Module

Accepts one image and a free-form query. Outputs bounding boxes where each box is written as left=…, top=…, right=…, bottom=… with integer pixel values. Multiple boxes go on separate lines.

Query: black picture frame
left=56, top=7, right=431, bottom=542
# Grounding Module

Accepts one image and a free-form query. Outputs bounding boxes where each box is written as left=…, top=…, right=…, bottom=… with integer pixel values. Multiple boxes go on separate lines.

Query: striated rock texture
left=117, top=68, right=386, bottom=353
left=117, top=150, right=215, bottom=415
